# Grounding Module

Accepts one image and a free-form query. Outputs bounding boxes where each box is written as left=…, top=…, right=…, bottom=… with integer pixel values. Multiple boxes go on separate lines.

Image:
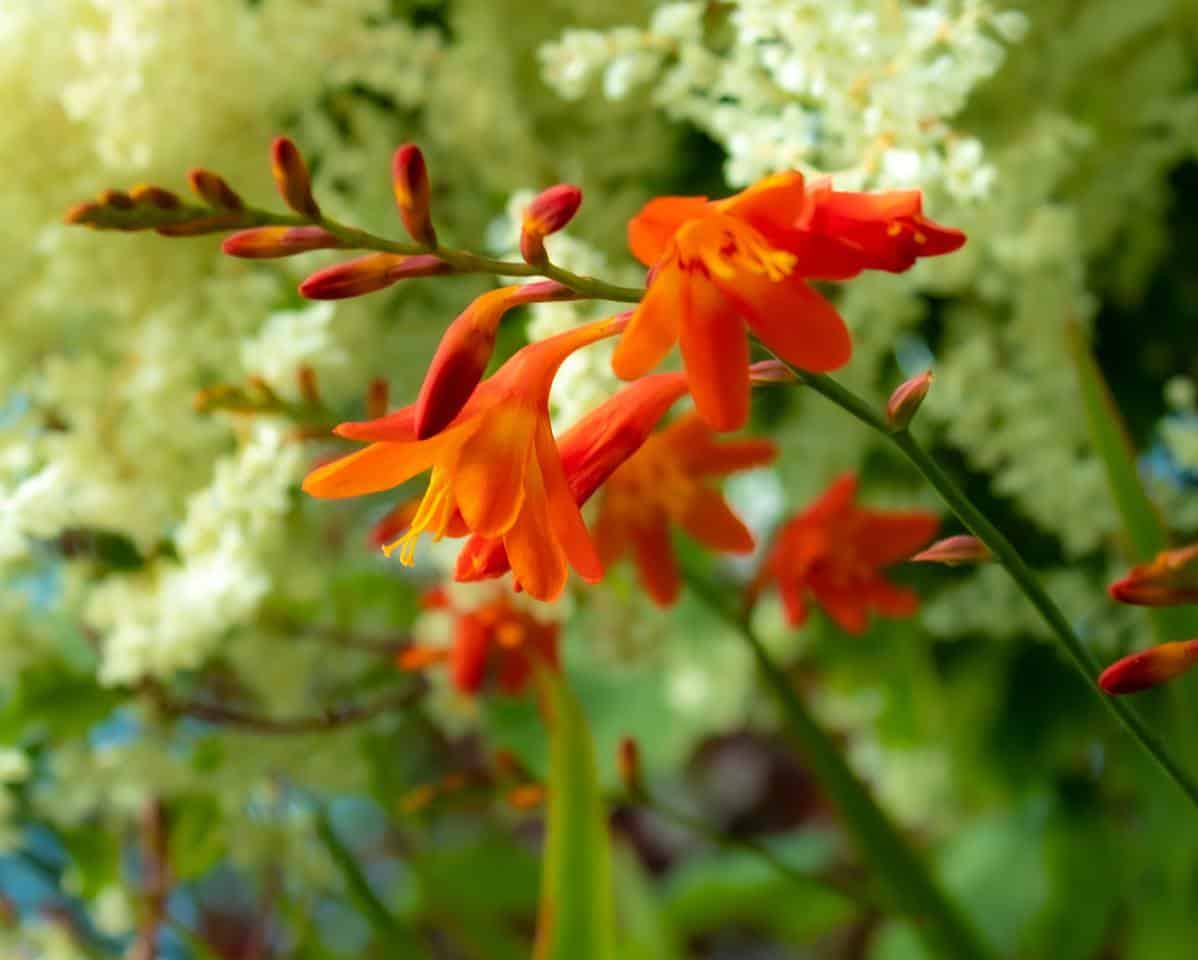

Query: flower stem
left=684, top=569, right=994, bottom=960
left=791, top=367, right=1198, bottom=809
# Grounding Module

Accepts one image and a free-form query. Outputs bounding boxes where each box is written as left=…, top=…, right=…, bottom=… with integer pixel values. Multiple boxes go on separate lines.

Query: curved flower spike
left=415, top=281, right=578, bottom=439
left=593, top=412, right=777, bottom=606
left=758, top=473, right=939, bottom=633
left=1110, top=543, right=1198, bottom=606
left=1099, top=639, right=1198, bottom=695
left=304, top=315, right=628, bottom=602
left=454, top=372, right=690, bottom=589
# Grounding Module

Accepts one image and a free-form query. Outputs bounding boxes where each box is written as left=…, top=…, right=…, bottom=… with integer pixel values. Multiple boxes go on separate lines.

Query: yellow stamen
left=383, top=466, right=456, bottom=565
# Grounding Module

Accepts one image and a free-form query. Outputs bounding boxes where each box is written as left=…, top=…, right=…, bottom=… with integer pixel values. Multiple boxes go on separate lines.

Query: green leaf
left=613, top=843, right=683, bottom=960
left=533, top=667, right=616, bottom=960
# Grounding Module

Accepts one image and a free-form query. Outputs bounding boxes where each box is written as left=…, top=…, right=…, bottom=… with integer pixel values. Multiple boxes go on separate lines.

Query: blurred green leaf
left=0, top=665, right=122, bottom=742
left=533, top=666, right=616, bottom=960
left=169, top=794, right=226, bottom=880
left=613, top=843, right=683, bottom=960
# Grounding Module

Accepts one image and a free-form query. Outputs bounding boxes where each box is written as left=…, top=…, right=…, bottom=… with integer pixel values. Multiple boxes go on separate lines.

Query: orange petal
left=335, top=405, right=418, bottom=443
left=779, top=580, right=809, bottom=628
left=631, top=514, right=680, bottom=607
left=536, top=422, right=602, bottom=583
left=729, top=273, right=851, bottom=373
left=628, top=196, right=709, bottom=266
left=800, top=473, right=858, bottom=527
left=453, top=534, right=512, bottom=583
left=449, top=615, right=490, bottom=694
left=674, top=487, right=755, bottom=553
left=611, top=265, right=683, bottom=381
left=856, top=511, right=940, bottom=567
left=302, top=440, right=440, bottom=499
left=713, top=171, right=807, bottom=249
left=678, top=271, right=749, bottom=431
left=592, top=494, right=631, bottom=570
left=452, top=408, right=535, bottom=537
left=503, top=458, right=568, bottom=602
left=811, top=583, right=870, bottom=634
left=864, top=578, right=921, bottom=618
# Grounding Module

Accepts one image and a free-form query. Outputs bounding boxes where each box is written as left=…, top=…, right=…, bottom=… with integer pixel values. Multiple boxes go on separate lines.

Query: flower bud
left=129, top=184, right=181, bottom=209
left=1098, top=639, right=1198, bottom=695
left=749, top=359, right=797, bottom=384
left=910, top=535, right=990, bottom=566
left=365, top=377, right=390, bottom=420
left=271, top=136, right=320, bottom=219
left=187, top=169, right=243, bottom=209
left=392, top=143, right=436, bottom=246
left=414, top=281, right=577, bottom=438
left=222, top=226, right=343, bottom=259
left=1110, top=543, right=1198, bottom=606
left=299, top=253, right=450, bottom=300
left=506, top=784, right=546, bottom=810
left=398, top=783, right=439, bottom=815
left=617, top=736, right=645, bottom=799
left=396, top=645, right=449, bottom=673
left=296, top=365, right=320, bottom=405
left=886, top=369, right=932, bottom=431
left=520, top=184, right=582, bottom=263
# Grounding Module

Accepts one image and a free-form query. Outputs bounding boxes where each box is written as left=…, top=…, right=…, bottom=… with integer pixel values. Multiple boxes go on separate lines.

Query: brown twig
left=128, top=798, right=170, bottom=960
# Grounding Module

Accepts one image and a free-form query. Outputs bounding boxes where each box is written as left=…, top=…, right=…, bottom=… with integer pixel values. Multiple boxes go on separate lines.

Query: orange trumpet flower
left=616, top=171, right=963, bottom=431
left=759, top=473, right=939, bottom=633
left=454, top=372, right=691, bottom=589
left=303, top=315, right=628, bottom=602
left=593, top=412, right=776, bottom=605
left=399, top=589, right=559, bottom=696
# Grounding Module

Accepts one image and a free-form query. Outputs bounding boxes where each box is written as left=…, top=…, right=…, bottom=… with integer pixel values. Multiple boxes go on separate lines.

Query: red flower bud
left=187, top=169, right=243, bottom=210
left=414, top=281, right=577, bottom=438
left=617, top=736, right=644, bottom=798
left=1110, top=543, right=1198, bottom=606
left=520, top=184, right=582, bottom=263
left=365, top=377, right=390, bottom=421
left=222, top=226, right=343, bottom=259
left=299, top=253, right=450, bottom=300
left=748, top=359, right=798, bottom=384
left=887, top=370, right=932, bottom=431
left=910, top=535, right=990, bottom=566
left=1098, top=639, right=1198, bottom=695
left=270, top=136, right=320, bottom=219
left=392, top=143, right=436, bottom=246
left=129, top=185, right=181, bottom=209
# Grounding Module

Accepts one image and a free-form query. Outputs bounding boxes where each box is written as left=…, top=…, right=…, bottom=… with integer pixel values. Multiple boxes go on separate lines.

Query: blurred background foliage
left=2, top=0, right=1198, bottom=957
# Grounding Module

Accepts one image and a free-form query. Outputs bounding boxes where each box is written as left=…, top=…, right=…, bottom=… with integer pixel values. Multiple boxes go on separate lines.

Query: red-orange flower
left=454, top=372, right=690, bottom=589
left=399, top=589, right=559, bottom=696
left=616, top=172, right=964, bottom=431
left=303, top=315, right=628, bottom=602
left=593, top=412, right=776, bottom=606
left=759, top=473, right=939, bottom=633
left=1109, top=542, right=1198, bottom=606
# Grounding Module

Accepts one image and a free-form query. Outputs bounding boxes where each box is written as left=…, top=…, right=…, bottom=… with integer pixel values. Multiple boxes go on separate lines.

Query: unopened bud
left=910, top=535, right=990, bottom=566
left=271, top=136, right=320, bottom=219
left=396, top=645, right=449, bottom=672
left=399, top=783, right=439, bottom=815
left=223, top=226, right=343, bottom=259
left=887, top=370, right=932, bottom=431
left=187, top=169, right=243, bottom=210
left=749, top=359, right=798, bottom=384
left=520, top=184, right=582, bottom=263
left=392, top=143, right=436, bottom=246
left=299, top=253, right=450, bottom=300
left=1110, top=542, right=1198, bottom=606
left=296, top=365, right=321, bottom=405
left=365, top=377, right=390, bottom=420
left=506, top=784, right=546, bottom=810
left=414, top=281, right=576, bottom=438
left=1098, top=639, right=1198, bottom=695
left=129, top=184, right=181, bottom=209
left=617, top=736, right=645, bottom=799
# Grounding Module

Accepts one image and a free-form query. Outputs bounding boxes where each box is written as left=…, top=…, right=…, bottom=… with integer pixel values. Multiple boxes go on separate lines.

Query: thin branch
left=128, top=798, right=170, bottom=960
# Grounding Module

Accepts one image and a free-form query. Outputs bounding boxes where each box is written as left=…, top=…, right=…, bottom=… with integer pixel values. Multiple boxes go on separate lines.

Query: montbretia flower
left=399, top=589, right=559, bottom=696
left=454, top=372, right=690, bottom=590
left=616, top=172, right=964, bottom=431
left=759, top=473, right=939, bottom=633
left=593, top=412, right=776, bottom=605
left=303, top=315, right=628, bottom=602
left=1109, top=543, right=1198, bottom=606
left=1099, top=639, right=1198, bottom=695
left=414, top=281, right=578, bottom=438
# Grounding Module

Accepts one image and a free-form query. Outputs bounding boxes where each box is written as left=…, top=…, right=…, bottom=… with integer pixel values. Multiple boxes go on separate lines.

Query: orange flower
left=303, top=315, right=628, bottom=602
left=593, top=412, right=776, bottom=605
left=454, top=372, right=690, bottom=590
left=760, top=473, right=938, bottom=633
left=399, top=590, right=559, bottom=696
left=616, top=172, right=964, bottom=431
left=1109, top=543, right=1198, bottom=606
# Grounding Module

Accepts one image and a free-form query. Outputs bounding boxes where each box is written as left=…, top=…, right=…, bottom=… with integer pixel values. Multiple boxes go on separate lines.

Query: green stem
left=791, top=368, right=1198, bottom=808
left=316, top=214, right=645, bottom=303
left=685, top=571, right=993, bottom=960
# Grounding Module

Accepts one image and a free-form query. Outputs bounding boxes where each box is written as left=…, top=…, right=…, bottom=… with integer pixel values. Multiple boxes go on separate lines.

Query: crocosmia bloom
left=1109, top=542, right=1198, bottom=606
left=303, top=315, right=628, bottom=602
left=455, top=372, right=690, bottom=589
left=399, top=589, right=558, bottom=696
left=1098, top=639, right=1198, bottom=695
left=616, top=172, right=963, bottom=431
left=759, top=473, right=938, bottom=633
left=593, top=412, right=776, bottom=606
